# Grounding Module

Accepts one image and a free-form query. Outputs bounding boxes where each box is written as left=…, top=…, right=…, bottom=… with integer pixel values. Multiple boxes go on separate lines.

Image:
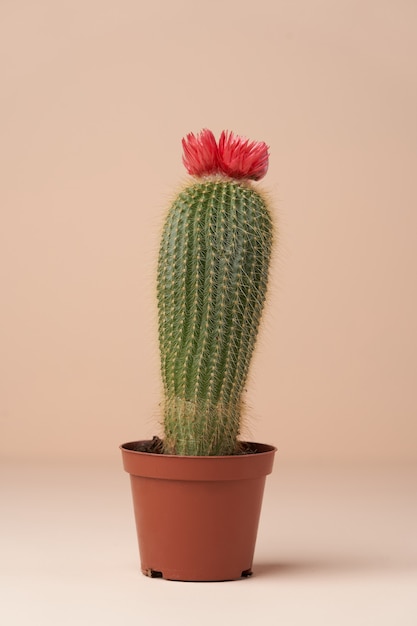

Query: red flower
left=182, top=129, right=269, bottom=181
left=182, top=129, right=219, bottom=177
left=218, top=130, right=269, bottom=181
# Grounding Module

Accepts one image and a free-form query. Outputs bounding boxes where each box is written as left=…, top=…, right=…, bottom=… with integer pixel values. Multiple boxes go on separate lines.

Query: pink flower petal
left=182, top=129, right=219, bottom=176
left=218, top=130, right=269, bottom=180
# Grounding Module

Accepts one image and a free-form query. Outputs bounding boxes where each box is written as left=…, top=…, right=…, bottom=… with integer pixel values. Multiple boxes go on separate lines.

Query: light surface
left=1, top=461, right=416, bottom=625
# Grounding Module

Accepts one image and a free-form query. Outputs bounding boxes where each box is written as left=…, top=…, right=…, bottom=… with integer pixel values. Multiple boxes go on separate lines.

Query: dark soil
left=131, top=436, right=165, bottom=454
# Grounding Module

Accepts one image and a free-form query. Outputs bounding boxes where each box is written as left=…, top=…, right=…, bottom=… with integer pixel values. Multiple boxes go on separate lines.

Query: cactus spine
left=157, top=131, right=273, bottom=455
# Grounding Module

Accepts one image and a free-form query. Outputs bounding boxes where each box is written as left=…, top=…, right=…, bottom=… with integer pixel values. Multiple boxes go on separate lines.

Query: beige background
left=1, top=0, right=416, bottom=462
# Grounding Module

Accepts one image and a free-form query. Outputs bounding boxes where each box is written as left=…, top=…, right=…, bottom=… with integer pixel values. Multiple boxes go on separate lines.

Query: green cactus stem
left=157, top=167, right=273, bottom=455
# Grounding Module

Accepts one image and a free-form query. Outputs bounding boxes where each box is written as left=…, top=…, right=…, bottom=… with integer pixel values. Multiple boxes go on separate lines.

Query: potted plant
left=120, top=129, right=276, bottom=581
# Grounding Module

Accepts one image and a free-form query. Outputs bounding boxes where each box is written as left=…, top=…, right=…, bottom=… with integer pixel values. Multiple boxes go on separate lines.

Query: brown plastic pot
left=120, top=440, right=276, bottom=582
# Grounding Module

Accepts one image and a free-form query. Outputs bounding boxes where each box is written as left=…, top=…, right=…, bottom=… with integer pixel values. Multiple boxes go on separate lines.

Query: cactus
left=157, top=130, right=273, bottom=455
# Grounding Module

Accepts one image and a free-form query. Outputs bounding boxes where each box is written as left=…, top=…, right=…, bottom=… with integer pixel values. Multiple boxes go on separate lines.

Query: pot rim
left=120, top=439, right=277, bottom=458
left=120, top=440, right=277, bottom=481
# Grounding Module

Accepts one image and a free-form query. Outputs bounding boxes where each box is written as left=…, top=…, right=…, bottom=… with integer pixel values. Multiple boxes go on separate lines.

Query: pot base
left=142, top=567, right=253, bottom=582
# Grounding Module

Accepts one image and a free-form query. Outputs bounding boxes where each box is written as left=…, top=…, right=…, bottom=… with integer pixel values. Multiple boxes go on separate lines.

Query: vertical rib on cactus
left=157, top=131, right=273, bottom=455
